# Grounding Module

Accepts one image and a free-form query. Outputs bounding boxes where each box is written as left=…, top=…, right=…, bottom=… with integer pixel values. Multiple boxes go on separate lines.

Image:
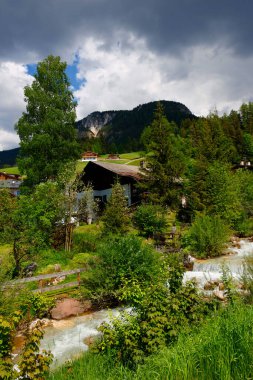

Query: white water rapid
left=184, top=239, right=253, bottom=288
left=40, top=308, right=126, bottom=367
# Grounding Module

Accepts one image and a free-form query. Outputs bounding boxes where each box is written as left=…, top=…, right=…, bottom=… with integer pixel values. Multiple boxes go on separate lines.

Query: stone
left=54, top=264, right=61, bottom=272
left=29, top=318, right=53, bottom=330
left=50, top=298, right=92, bottom=320
left=204, top=281, right=217, bottom=290
left=219, top=282, right=225, bottom=291
left=213, top=290, right=225, bottom=301
left=83, top=336, right=97, bottom=347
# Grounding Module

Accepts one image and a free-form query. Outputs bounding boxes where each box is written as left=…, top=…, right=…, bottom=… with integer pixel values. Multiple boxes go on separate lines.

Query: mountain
left=76, top=100, right=196, bottom=152
left=0, top=147, right=20, bottom=167
left=0, top=100, right=196, bottom=166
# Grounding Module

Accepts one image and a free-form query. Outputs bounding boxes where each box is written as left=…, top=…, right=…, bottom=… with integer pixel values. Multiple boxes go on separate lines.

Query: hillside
left=76, top=100, right=196, bottom=152
left=0, top=100, right=195, bottom=165
left=0, top=147, right=20, bottom=167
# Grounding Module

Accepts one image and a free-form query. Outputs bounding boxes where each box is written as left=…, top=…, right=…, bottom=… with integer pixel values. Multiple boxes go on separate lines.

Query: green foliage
left=0, top=183, right=64, bottom=276
left=18, top=321, right=53, bottom=379
left=221, top=265, right=237, bottom=304
left=48, top=303, right=253, bottom=380
left=70, top=252, right=97, bottom=269
left=0, top=315, right=52, bottom=380
left=133, top=204, right=167, bottom=238
left=241, top=256, right=253, bottom=303
left=166, top=252, right=185, bottom=293
left=73, top=228, right=101, bottom=253
left=102, top=181, right=130, bottom=234
left=184, top=214, right=230, bottom=258
left=140, top=103, right=186, bottom=206
left=94, top=281, right=207, bottom=368
left=16, top=55, right=80, bottom=188
left=240, top=102, right=253, bottom=134
left=84, top=235, right=163, bottom=307
left=205, top=162, right=242, bottom=226
left=20, top=293, right=55, bottom=319
left=190, top=114, right=236, bottom=164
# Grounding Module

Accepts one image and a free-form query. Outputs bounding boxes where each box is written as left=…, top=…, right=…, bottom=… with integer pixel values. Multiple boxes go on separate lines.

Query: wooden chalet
left=81, top=151, right=98, bottom=162
left=107, top=153, right=120, bottom=160
left=79, top=161, right=141, bottom=206
left=0, top=172, right=22, bottom=196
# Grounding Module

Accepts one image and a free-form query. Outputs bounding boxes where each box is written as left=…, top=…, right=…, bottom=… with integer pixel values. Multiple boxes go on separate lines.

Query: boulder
left=213, top=290, right=225, bottom=301
left=83, top=336, right=97, bottom=347
left=204, top=281, right=217, bottom=290
left=50, top=298, right=92, bottom=320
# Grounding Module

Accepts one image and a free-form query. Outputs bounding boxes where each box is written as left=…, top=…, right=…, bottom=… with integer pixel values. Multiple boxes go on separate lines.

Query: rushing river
left=41, top=239, right=253, bottom=367
left=40, top=308, right=126, bottom=367
left=184, top=239, right=253, bottom=287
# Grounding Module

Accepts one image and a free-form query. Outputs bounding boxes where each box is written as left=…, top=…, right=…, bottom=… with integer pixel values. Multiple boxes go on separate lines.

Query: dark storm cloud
left=0, top=0, right=252, bottom=62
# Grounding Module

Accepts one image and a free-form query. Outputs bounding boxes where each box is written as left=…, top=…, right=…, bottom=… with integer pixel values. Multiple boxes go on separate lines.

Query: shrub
left=133, top=204, right=167, bottom=239
left=20, top=293, right=55, bottom=319
left=83, top=235, right=163, bottom=307
left=183, top=214, right=230, bottom=258
left=0, top=315, right=52, bottom=380
left=94, top=281, right=207, bottom=368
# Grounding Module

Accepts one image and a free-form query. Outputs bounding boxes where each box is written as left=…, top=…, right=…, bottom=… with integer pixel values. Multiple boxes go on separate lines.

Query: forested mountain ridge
left=0, top=100, right=195, bottom=165
left=76, top=100, right=196, bottom=152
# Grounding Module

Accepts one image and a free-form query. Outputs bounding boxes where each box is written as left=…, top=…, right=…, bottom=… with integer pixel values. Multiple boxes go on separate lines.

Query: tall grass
left=48, top=303, right=253, bottom=380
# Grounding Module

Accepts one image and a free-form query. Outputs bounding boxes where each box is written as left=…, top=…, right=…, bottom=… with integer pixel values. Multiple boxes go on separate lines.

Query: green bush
left=94, top=282, right=207, bottom=368
left=133, top=204, right=167, bottom=238
left=0, top=315, right=52, bottom=380
left=83, top=235, right=163, bottom=307
left=183, top=214, right=230, bottom=258
left=20, top=293, right=55, bottom=319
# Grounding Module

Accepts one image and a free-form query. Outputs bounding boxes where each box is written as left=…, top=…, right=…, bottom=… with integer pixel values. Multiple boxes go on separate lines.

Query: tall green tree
left=0, top=184, right=63, bottom=276
left=102, top=181, right=130, bottom=234
left=140, top=103, right=186, bottom=205
left=16, top=55, right=80, bottom=188
left=190, top=114, right=235, bottom=164
left=240, top=102, right=253, bottom=134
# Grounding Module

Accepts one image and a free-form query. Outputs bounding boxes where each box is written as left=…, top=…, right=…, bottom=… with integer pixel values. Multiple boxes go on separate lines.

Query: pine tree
left=102, top=181, right=130, bottom=234
left=140, top=103, right=186, bottom=206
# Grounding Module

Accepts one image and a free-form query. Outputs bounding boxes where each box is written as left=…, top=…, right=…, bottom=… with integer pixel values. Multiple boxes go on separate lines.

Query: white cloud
left=75, top=36, right=253, bottom=119
left=0, top=62, right=33, bottom=150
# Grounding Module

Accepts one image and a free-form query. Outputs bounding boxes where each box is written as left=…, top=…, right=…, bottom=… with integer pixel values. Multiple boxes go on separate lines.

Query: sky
left=0, top=0, right=253, bottom=150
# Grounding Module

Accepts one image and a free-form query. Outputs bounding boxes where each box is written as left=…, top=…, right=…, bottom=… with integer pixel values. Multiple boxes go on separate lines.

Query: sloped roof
left=90, top=161, right=141, bottom=180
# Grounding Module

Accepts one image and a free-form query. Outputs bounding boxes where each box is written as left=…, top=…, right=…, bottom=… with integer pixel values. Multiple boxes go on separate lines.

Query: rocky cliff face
left=76, top=111, right=117, bottom=138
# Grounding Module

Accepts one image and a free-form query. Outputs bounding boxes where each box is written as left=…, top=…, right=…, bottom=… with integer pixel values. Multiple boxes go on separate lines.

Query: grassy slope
left=0, top=152, right=143, bottom=175
left=48, top=303, right=253, bottom=380
left=0, top=166, right=20, bottom=174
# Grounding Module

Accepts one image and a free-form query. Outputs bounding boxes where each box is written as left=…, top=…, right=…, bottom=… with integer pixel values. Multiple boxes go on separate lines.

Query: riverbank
left=39, top=238, right=253, bottom=368
left=47, top=302, right=253, bottom=380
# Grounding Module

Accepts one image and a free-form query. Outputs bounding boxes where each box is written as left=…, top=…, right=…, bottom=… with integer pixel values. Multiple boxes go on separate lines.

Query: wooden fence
left=2, top=268, right=86, bottom=293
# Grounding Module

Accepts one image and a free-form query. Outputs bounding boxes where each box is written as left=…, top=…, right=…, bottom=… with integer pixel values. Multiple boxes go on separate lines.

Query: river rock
left=29, top=318, right=53, bottom=330
left=83, top=336, right=97, bottom=347
left=51, top=298, right=92, bottom=320
left=213, top=290, right=225, bottom=301
left=204, top=281, right=218, bottom=290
